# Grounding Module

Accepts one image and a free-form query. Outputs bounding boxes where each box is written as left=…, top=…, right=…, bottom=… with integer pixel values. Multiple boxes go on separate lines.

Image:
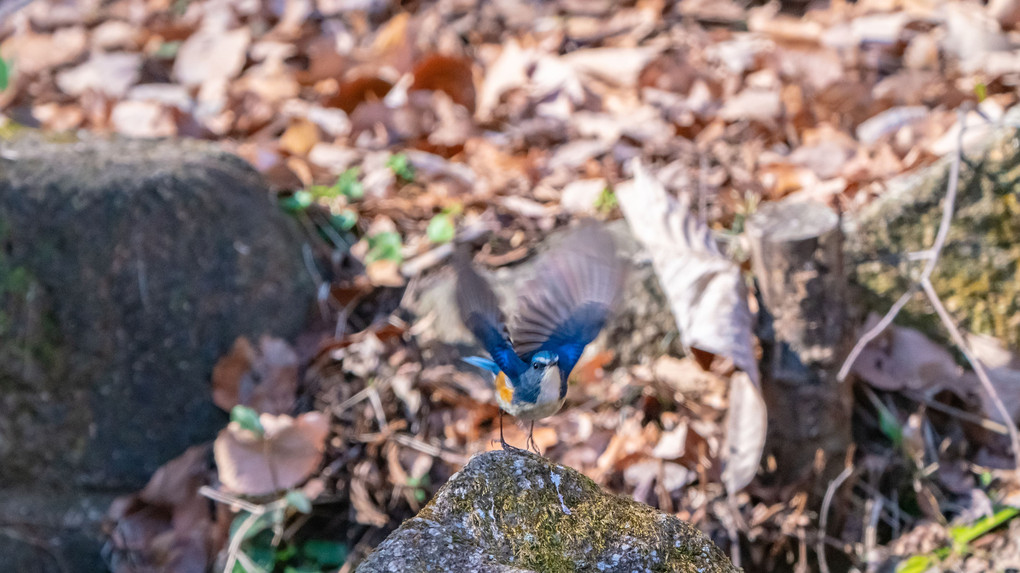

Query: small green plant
left=228, top=496, right=348, bottom=573
left=877, top=405, right=903, bottom=450
left=426, top=204, right=461, bottom=244
left=152, top=41, right=181, bottom=59
left=231, top=405, right=264, bottom=437
left=594, top=187, right=617, bottom=215
left=279, top=191, right=314, bottom=213
left=365, top=231, right=403, bottom=264
left=728, top=191, right=760, bottom=236
left=896, top=506, right=1020, bottom=573
left=0, top=57, right=9, bottom=92
left=386, top=153, right=415, bottom=182
left=307, top=168, right=364, bottom=201
left=279, top=168, right=365, bottom=213
left=406, top=476, right=429, bottom=503
left=974, top=82, right=987, bottom=103
left=330, top=209, right=358, bottom=232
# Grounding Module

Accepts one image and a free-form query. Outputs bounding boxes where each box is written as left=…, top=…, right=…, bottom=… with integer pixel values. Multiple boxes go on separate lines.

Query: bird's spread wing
left=454, top=251, right=527, bottom=378
left=512, top=222, right=625, bottom=389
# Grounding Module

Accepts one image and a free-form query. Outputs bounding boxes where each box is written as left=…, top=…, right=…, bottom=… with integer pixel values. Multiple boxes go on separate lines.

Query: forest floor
left=5, top=0, right=1020, bottom=571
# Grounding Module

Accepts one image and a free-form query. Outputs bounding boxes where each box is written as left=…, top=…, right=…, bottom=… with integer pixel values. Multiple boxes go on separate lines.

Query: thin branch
left=911, top=392, right=1009, bottom=435
left=223, top=509, right=264, bottom=573
left=818, top=464, right=853, bottom=573
left=863, top=496, right=883, bottom=573
left=921, top=277, right=1020, bottom=470
left=837, top=286, right=918, bottom=381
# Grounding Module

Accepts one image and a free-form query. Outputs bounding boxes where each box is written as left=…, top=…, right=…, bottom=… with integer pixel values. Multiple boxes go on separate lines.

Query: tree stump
left=747, top=198, right=852, bottom=489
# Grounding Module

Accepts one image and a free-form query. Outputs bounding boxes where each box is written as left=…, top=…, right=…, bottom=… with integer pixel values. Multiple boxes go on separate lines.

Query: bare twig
left=912, top=392, right=1009, bottom=435
left=333, top=378, right=391, bottom=416
left=391, top=432, right=470, bottom=465
left=863, top=497, right=883, bottom=573
left=234, top=548, right=269, bottom=573
left=818, top=464, right=853, bottom=573
left=223, top=508, right=264, bottom=573
left=198, top=485, right=262, bottom=513
left=836, top=107, right=1020, bottom=473
left=837, top=287, right=917, bottom=381
left=922, top=277, right=1020, bottom=466
left=198, top=487, right=293, bottom=573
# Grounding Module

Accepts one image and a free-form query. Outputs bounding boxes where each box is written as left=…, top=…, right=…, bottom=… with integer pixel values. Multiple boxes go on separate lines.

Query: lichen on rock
left=847, top=114, right=1020, bottom=351
left=356, top=448, right=738, bottom=572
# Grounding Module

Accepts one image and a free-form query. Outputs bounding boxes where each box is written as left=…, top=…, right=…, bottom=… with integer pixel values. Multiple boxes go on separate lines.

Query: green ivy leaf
left=426, top=213, right=455, bottom=244
left=386, top=153, right=415, bottom=182
left=330, top=209, right=358, bottom=231
left=594, top=187, right=617, bottom=214
left=877, top=406, right=902, bottom=449
left=275, top=543, right=298, bottom=562
left=230, top=405, right=264, bottom=437
left=366, top=231, right=403, bottom=264
left=279, top=190, right=314, bottom=213
left=302, top=539, right=348, bottom=567
left=974, top=82, right=987, bottom=103
left=949, top=506, right=1019, bottom=551
left=337, top=167, right=364, bottom=199
left=285, top=490, right=312, bottom=514
left=896, top=554, right=935, bottom=573
left=244, top=542, right=277, bottom=571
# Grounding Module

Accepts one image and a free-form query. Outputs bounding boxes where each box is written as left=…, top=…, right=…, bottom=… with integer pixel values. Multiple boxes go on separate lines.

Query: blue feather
left=462, top=356, right=500, bottom=374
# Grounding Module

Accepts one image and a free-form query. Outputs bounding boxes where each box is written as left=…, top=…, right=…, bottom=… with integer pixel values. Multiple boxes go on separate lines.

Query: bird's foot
left=500, top=437, right=528, bottom=454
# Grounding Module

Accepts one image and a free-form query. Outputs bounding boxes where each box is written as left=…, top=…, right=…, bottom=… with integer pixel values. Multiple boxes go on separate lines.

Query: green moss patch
left=359, top=449, right=736, bottom=573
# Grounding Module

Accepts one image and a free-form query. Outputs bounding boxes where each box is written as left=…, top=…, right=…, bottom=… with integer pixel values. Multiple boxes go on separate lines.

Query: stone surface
left=846, top=109, right=1020, bottom=352
left=0, top=133, right=314, bottom=568
left=356, top=448, right=737, bottom=573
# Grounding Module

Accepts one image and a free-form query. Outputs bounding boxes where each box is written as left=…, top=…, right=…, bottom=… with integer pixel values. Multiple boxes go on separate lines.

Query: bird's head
left=513, top=350, right=560, bottom=405
left=529, top=350, right=559, bottom=371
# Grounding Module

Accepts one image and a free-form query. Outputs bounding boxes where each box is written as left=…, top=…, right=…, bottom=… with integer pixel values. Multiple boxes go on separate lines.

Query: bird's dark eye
left=533, top=363, right=541, bottom=370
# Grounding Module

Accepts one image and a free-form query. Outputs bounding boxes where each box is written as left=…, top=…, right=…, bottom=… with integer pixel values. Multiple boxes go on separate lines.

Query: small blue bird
left=455, top=222, right=625, bottom=452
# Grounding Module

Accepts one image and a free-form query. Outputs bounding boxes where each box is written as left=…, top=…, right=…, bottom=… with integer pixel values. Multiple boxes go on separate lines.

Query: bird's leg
left=526, top=421, right=542, bottom=455
left=499, top=411, right=509, bottom=450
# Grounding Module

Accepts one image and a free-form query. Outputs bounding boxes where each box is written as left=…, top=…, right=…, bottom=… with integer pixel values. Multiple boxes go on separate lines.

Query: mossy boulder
left=847, top=112, right=1020, bottom=352
left=356, top=448, right=737, bottom=573
left=0, top=133, right=313, bottom=568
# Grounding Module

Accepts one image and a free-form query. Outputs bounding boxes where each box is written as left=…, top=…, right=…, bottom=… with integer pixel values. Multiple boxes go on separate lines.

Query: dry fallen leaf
left=721, top=372, right=767, bottom=494
left=618, top=159, right=764, bottom=492
left=850, top=314, right=963, bottom=395
left=213, top=411, right=329, bottom=496
left=411, top=53, right=476, bottom=113
left=110, top=100, right=176, bottom=138
left=106, top=445, right=213, bottom=573
left=618, top=160, right=758, bottom=384
left=56, top=51, right=142, bottom=98
left=211, top=336, right=300, bottom=415
left=173, top=27, right=251, bottom=88
left=279, top=118, right=321, bottom=156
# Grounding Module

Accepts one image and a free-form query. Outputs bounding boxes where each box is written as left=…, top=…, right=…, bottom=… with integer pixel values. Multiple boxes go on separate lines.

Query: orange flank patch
left=495, top=372, right=513, bottom=404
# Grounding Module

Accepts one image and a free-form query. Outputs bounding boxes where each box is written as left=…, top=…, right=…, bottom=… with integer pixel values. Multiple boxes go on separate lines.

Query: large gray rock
left=0, top=134, right=314, bottom=568
left=356, top=448, right=737, bottom=573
